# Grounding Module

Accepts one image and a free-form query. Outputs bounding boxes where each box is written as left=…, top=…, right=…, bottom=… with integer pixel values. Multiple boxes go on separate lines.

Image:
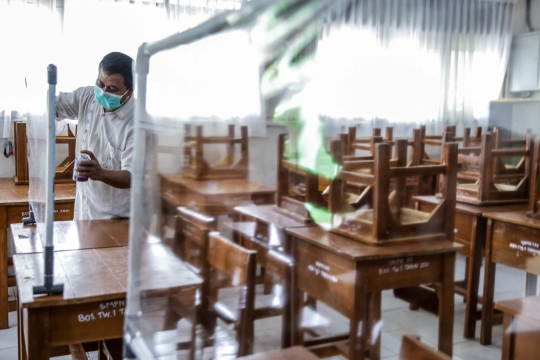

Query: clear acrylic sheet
left=26, top=69, right=53, bottom=248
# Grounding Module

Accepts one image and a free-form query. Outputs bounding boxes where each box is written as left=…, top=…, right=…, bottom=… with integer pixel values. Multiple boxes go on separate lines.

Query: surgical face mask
left=94, top=86, right=130, bottom=110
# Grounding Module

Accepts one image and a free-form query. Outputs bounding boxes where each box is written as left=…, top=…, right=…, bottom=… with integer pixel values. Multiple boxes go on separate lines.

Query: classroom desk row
left=0, top=178, right=75, bottom=330
left=9, top=203, right=540, bottom=359
left=232, top=205, right=462, bottom=359
left=9, top=213, right=460, bottom=360
left=413, top=196, right=540, bottom=346
left=10, top=219, right=202, bottom=360
left=11, top=219, right=129, bottom=360
left=233, top=201, right=540, bottom=358
left=414, top=196, right=529, bottom=340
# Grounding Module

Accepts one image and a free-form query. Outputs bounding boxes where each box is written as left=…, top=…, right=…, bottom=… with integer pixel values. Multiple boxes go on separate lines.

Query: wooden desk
left=481, top=210, right=540, bottom=345
left=496, top=296, right=540, bottom=360
left=232, top=204, right=312, bottom=297
left=233, top=205, right=311, bottom=254
left=10, top=219, right=129, bottom=255
left=414, top=195, right=527, bottom=338
left=286, top=226, right=462, bottom=359
left=161, top=175, right=275, bottom=217
left=15, top=244, right=201, bottom=360
left=0, top=178, right=75, bottom=329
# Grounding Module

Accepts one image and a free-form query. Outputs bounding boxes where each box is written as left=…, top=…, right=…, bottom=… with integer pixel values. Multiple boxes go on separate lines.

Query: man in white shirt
left=56, top=52, right=134, bottom=220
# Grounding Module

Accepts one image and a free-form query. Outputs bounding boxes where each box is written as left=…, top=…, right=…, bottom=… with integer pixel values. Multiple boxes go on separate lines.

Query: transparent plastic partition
left=26, top=65, right=64, bottom=295
left=125, top=0, right=442, bottom=359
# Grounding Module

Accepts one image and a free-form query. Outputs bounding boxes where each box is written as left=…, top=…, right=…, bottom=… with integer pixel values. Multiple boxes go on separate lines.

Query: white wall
left=505, top=0, right=540, bottom=100
left=513, top=0, right=540, bottom=35
left=489, top=0, right=540, bottom=139
left=1, top=1, right=536, bottom=179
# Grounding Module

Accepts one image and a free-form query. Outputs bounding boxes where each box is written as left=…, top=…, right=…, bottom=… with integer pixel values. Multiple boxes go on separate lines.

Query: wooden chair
left=329, top=140, right=457, bottom=245
left=495, top=296, right=540, bottom=360
left=399, top=334, right=452, bottom=360
left=411, top=125, right=482, bottom=166
left=175, top=206, right=217, bottom=271
left=528, top=138, right=540, bottom=218
left=206, top=235, right=295, bottom=352
left=99, top=339, right=123, bottom=360
left=456, top=131, right=535, bottom=205
left=68, top=339, right=122, bottom=360
left=408, top=126, right=482, bottom=195
left=339, top=128, right=444, bottom=202
left=182, top=124, right=249, bottom=180
left=13, top=121, right=76, bottom=184
left=201, top=233, right=257, bottom=357
left=276, top=134, right=330, bottom=222
left=68, top=344, right=87, bottom=360
left=176, top=208, right=295, bottom=355
left=341, top=127, right=393, bottom=157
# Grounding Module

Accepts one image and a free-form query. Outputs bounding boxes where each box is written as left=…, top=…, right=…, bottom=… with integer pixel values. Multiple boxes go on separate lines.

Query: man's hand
left=78, top=150, right=103, bottom=181
left=77, top=150, right=131, bottom=189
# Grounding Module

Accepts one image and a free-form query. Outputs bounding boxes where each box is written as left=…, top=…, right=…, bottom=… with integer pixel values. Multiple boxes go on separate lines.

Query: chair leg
left=99, top=339, right=123, bottom=360
left=68, top=344, right=86, bottom=360
left=236, top=310, right=254, bottom=357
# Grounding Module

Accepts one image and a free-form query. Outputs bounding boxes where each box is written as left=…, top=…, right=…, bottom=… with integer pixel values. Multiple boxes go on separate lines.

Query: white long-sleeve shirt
left=57, top=86, right=134, bottom=220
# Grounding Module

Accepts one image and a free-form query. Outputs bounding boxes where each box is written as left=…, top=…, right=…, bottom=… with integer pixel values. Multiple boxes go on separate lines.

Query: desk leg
left=525, top=273, right=537, bottom=296
left=26, top=307, right=50, bottom=360
left=291, top=286, right=304, bottom=346
left=481, top=219, right=496, bottom=346
left=0, top=206, right=8, bottom=329
left=438, top=253, right=454, bottom=357
left=501, top=314, right=513, bottom=360
left=350, top=266, right=368, bottom=360
left=464, top=216, right=486, bottom=339
left=18, top=300, right=25, bottom=360
left=368, top=292, right=381, bottom=360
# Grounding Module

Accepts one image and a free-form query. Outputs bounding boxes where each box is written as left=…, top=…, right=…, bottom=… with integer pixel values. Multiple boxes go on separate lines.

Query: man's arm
left=56, top=87, right=91, bottom=120
left=77, top=150, right=131, bottom=189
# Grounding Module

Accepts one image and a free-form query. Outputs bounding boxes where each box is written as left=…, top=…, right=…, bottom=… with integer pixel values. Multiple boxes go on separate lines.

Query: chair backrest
left=329, top=140, right=458, bottom=245
left=182, top=124, right=249, bottom=180
left=206, top=232, right=257, bottom=356
left=399, top=334, right=452, bottom=360
left=13, top=121, right=77, bottom=184
left=175, top=207, right=216, bottom=272
left=456, top=130, right=535, bottom=205
left=264, top=250, right=294, bottom=348
left=207, top=232, right=257, bottom=287
left=276, top=133, right=328, bottom=222
left=343, top=126, right=393, bottom=156
left=410, top=125, right=481, bottom=167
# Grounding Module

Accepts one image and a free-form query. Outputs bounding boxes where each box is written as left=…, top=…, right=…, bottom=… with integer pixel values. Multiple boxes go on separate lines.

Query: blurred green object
left=304, top=202, right=332, bottom=228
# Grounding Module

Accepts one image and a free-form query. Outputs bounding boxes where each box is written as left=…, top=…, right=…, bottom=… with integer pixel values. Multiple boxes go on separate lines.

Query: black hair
left=99, top=52, right=134, bottom=89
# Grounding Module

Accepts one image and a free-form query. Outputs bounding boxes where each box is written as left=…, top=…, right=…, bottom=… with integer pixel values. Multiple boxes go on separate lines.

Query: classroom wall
left=248, top=125, right=284, bottom=189
left=1, top=1, right=537, bottom=179
left=506, top=0, right=540, bottom=99
left=513, top=0, right=540, bottom=35
left=487, top=0, right=540, bottom=138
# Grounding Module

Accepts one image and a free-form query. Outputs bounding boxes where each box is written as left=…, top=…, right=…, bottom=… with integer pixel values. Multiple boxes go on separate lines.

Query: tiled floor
left=0, top=254, right=532, bottom=359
